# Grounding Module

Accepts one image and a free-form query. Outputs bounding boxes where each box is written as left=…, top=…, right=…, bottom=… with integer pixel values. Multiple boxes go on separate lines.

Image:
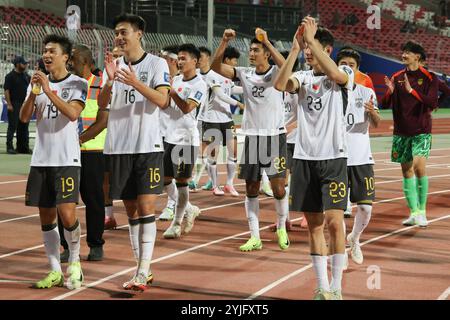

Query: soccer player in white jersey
left=197, top=46, right=244, bottom=197
left=212, top=28, right=291, bottom=252
left=158, top=45, right=180, bottom=221
left=97, top=14, right=170, bottom=291
left=274, top=17, right=355, bottom=300
left=162, top=44, right=207, bottom=239
left=20, top=34, right=88, bottom=290
left=336, top=48, right=380, bottom=265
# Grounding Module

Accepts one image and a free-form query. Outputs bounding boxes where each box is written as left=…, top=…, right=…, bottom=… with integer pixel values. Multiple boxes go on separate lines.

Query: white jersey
left=199, top=69, right=234, bottom=123
left=103, top=53, right=170, bottom=154
left=283, top=92, right=298, bottom=144
left=293, top=65, right=355, bottom=160
left=28, top=73, right=88, bottom=167
left=346, top=84, right=377, bottom=166
left=234, top=65, right=285, bottom=136
left=165, top=74, right=207, bottom=147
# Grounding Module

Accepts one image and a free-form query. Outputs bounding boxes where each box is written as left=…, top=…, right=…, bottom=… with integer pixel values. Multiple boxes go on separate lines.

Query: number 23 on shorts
left=329, top=181, right=346, bottom=203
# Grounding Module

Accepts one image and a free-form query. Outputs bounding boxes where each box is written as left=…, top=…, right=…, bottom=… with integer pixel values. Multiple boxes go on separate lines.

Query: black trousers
left=60, top=152, right=106, bottom=249
left=7, top=105, right=29, bottom=152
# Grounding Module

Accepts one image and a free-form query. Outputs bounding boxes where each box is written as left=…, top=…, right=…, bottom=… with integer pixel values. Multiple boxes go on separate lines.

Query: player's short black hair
left=401, top=40, right=426, bottom=61
left=43, top=34, right=72, bottom=56
left=250, top=38, right=275, bottom=53
left=223, top=46, right=240, bottom=62
left=178, top=43, right=200, bottom=60
left=280, top=51, right=299, bottom=71
left=336, top=47, right=361, bottom=67
left=198, top=46, right=212, bottom=56
left=113, top=14, right=146, bottom=32
left=314, top=26, right=334, bottom=48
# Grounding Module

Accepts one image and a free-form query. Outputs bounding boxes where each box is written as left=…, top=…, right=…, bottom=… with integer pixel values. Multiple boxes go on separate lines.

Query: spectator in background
left=4, top=56, right=31, bottom=154
left=66, top=9, right=80, bottom=42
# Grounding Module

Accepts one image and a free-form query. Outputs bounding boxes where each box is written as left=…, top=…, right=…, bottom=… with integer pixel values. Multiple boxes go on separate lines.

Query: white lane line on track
left=50, top=189, right=450, bottom=300
left=246, top=213, right=450, bottom=300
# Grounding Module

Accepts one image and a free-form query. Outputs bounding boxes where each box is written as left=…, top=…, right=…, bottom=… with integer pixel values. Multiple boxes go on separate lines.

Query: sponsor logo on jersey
left=139, top=71, right=148, bottom=82
left=61, top=88, right=70, bottom=99
left=194, top=91, right=203, bottom=100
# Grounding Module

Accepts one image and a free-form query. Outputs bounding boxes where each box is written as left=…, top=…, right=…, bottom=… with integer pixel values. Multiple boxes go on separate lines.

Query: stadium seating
left=319, top=0, right=450, bottom=74
left=0, top=6, right=66, bottom=28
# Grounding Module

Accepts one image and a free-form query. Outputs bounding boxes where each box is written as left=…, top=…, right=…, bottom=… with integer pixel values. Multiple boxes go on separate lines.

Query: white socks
left=42, top=224, right=62, bottom=272
left=226, top=157, right=237, bottom=186
left=330, top=253, right=346, bottom=291
left=164, top=179, right=178, bottom=209
left=105, top=205, right=114, bottom=218
left=245, top=196, right=260, bottom=239
left=128, top=218, right=140, bottom=263
left=351, top=204, right=373, bottom=243
left=207, top=158, right=218, bottom=188
left=274, top=192, right=289, bottom=229
left=311, top=255, right=330, bottom=291
left=137, top=215, right=156, bottom=277
left=63, top=220, right=81, bottom=264
left=173, top=185, right=189, bottom=225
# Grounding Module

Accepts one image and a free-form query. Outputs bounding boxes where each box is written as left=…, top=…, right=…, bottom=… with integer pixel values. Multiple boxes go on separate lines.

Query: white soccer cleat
left=163, top=224, right=181, bottom=239
left=402, top=215, right=416, bottom=226
left=184, top=205, right=200, bottom=234
left=347, top=233, right=363, bottom=265
left=159, top=206, right=175, bottom=221
left=213, top=186, right=225, bottom=196
left=415, top=213, right=428, bottom=228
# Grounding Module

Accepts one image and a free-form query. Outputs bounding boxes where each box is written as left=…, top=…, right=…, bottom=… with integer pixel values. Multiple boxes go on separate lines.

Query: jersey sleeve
left=207, top=73, right=221, bottom=89
left=3, top=73, right=12, bottom=91
left=70, top=78, right=88, bottom=107
left=151, top=58, right=171, bottom=91
left=338, top=65, right=355, bottom=90
left=188, top=81, right=207, bottom=106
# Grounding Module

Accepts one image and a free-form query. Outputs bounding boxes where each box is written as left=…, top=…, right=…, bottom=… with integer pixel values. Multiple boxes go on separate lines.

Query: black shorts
left=202, top=121, right=236, bottom=146
left=104, top=154, right=111, bottom=173
left=286, top=143, right=295, bottom=170
left=238, top=134, right=287, bottom=181
left=25, top=166, right=80, bottom=207
left=348, top=164, right=375, bottom=204
left=163, top=142, right=198, bottom=179
left=108, top=152, right=164, bottom=200
left=289, top=158, right=348, bottom=212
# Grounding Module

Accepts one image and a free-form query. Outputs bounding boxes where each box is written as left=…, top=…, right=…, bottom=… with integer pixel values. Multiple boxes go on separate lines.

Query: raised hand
left=104, top=52, right=118, bottom=81
left=33, top=71, right=50, bottom=94
left=404, top=73, right=413, bottom=93
left=384, top=75, right=394, bottom=94
left=223, top=29, right=236, bottom=42
left=255, top=27, right=269, bottom=44
left=302, top=16, right=318, bottom=45
left=115, top=62, right=138, bottom=87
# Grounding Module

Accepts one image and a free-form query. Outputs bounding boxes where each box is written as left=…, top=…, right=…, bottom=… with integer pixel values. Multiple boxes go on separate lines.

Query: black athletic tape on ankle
left=247, top=194, right=258, bottom=199
left=139, top=215, right=156, bottom=224
left=273, top=193, right=286, bottom=200
left=41, top=223, right=58, bottom=232
left=176, top=182, right=188, bottom=188
left=128, top=218, right=140, bottom=226
left=64, top=219, right=80, bottom=232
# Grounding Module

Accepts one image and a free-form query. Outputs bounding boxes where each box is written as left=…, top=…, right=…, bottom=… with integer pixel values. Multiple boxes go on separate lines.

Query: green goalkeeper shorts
left=391, top=134, right=432, bottom=163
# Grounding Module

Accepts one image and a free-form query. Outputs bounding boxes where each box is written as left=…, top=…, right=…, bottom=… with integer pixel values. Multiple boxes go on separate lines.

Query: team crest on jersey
left=356, top=98, right=363, bottom=108
left=341, top=65, right=353, bottom=75
left=312, top=83, right=320, bottom=91
left=194, top=91, right=203, bottom=100
left=418, top=78, right=423, bottom=85
left=139, top=72, right=148, bottom=82
left=323, top=79, right=332, bottom=90
left=61, top=88, right=70, bottom=99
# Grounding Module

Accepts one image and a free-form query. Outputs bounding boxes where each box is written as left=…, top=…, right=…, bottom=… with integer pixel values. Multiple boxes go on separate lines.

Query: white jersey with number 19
left=103, top=52, right=170, bottom=155
left=27, top=73, right=88, bottom=167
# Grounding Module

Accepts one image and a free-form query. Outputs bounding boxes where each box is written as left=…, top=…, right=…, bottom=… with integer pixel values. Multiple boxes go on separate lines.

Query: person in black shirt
left=4, top=56, right=31, bottom=154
